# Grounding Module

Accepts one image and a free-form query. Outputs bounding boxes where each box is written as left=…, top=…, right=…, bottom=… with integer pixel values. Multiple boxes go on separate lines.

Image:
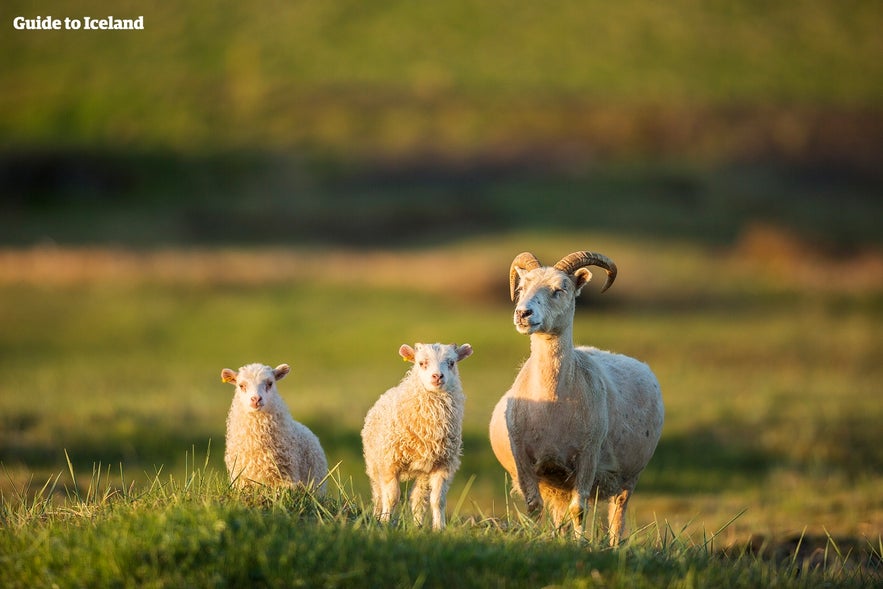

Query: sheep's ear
left=399, top=344, right=416, bottom=363
left=221, top=369, right=238, bottom=384
left=455, top=344, right=473, bottom=361
left=573, top=268, right=593, bottom=295
left=274, top=364, right=291, bottom=381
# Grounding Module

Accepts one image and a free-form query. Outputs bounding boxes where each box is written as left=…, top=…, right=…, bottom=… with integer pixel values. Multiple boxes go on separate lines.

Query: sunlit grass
left=3, top=1, right=880, bottom=154
left=1, top=232, right=881, bottom=546
left=1, top=453, right=880, bottom=588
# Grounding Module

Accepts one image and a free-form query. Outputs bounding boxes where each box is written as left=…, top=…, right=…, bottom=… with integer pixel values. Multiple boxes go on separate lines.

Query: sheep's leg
left=366, top=465, right=384, bottom=519
left=566, top=490, right=589, bottom=539
left=427, top=470, right=451, bottom=530
left=513, top=449, right=543, bottom=516
left=370, top=483, right=381, bottom=519
left=539, top=484, right=571, bottom=533
left=569, top=455, right=600, bottom=540
left=378, top=474, right=400, bottom=523
left=409, top=476, right=430, bottom=526
left=607, top=487, right=632, bottom=546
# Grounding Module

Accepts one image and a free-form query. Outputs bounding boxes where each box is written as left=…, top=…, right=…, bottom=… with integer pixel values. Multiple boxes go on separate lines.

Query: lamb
left=488, top=251, right=664, bottom=545
left=361, top=342, right=473, bottom=530
left=221, top=362, right=328, bottom=494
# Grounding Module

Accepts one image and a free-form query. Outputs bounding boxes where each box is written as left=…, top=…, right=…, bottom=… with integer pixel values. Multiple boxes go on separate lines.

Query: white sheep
left=221, top=362, right=328, bottom=494
left=361, top=342, right=473, bottom=530
left=489, top=251, right=664, bottom=545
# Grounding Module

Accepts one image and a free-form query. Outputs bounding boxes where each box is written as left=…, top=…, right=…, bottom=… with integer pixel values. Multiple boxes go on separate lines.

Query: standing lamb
left=489, top=251, right=664, bottom=545
left=361, top=342, right=473, bottom=530
left=221, top=362, right=328, bottom=494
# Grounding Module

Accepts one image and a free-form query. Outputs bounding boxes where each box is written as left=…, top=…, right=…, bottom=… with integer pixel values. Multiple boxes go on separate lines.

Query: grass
left=2, top=454, right=880, bottom=588
left=4, top=1, right=881, bottom=584
left=0, top=225, right=880, bottom=585
left=1, top=231, right=881, bottom=543
left=2, top=1, right=881, bottom=157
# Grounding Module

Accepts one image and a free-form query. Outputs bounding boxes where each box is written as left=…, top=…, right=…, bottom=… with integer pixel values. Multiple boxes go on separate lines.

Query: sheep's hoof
left=526, top=497, right=543, bottom=516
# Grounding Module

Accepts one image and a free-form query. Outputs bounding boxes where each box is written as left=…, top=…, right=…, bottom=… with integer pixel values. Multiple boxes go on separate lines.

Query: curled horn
left=554, top=251, right=618, bottom=293
left=509, top=252, right=541, bottom=301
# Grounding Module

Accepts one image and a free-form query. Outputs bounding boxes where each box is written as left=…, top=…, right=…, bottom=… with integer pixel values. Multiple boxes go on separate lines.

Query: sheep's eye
left=448, top=360, right=455, bottom=368
left=265, top=381, right=273, bottom=391
left=552, top=288, right=564, bottom=297
left=239, top=383, right=246, bottom=391
left=419, top=360, right=427, bottom=368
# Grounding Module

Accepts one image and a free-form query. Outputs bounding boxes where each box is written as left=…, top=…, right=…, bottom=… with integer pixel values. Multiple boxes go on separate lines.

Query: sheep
left=221, top=362, right=328, bottom=494
left=361, top=342, right=473, bottom=530
left=488, top=251, right=664, bottom=545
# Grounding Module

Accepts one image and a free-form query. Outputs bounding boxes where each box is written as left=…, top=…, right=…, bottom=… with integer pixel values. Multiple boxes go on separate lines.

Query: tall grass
left=2, top=451, right=880, bottom=588
left=1, top=231, right=881, bottom=543
left=0, top=184, right=881, bottom=583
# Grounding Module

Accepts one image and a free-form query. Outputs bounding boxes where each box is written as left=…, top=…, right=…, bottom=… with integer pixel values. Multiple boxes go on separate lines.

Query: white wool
left=361, top=342, right=472, bottom=530
left=489, top=252, right=664, bottom=545
left=222, top=362, right=328, bottom=494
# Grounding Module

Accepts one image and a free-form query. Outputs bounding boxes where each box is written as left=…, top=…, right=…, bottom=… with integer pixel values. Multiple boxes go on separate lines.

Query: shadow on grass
left=3, top=412, right=877, bottom=508
left=0, top=412, right=221, bottom=487
left=637, top=428, right=776, bottom=495
left=309, top=421, right=781, bottom=503
left=3, top=149, right=881, bottom=251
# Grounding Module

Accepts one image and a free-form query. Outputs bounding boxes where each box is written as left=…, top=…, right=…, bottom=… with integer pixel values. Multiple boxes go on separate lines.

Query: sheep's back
left=576, top=346, right=664, bottom=475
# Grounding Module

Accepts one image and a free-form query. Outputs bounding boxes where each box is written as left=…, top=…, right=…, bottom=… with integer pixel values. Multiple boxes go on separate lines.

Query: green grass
left=0, top=230, right=881, bottom=585
left=2, top=456, right=880, bottom=588
left=3, top=1, right=881, bottom=584
left=2, top=0, right=881, bottom=154
left=1, top=231, right=881, bottom=539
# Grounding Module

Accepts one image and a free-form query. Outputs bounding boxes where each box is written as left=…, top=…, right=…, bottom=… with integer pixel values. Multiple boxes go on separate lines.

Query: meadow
left=3, top=0, right=881, bottom=161
left=1, top=217, right=882, bottom=586
left=3, top=0, right=883, bottom=585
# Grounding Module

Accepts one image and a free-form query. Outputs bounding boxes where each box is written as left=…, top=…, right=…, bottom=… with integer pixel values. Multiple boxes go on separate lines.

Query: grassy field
left=2, top=460, right=881, bottom=588
left=2, top=0, right=881, bottom=159
left=4, top=463, right=880, bottom=589
left=1, top=226, right=881, bottom=586
left=3, top=0, right=882, bottom=585
left=3, top=166, right=882, bottom=585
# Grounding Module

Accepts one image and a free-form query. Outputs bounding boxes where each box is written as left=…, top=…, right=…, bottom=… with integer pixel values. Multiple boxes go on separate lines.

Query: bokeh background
left=2, top=0, right=881, bottom=542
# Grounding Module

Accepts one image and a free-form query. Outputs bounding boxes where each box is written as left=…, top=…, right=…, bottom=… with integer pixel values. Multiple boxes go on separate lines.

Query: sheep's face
left=221, top=363, right=290, bottom=413
left=512, top=267, right=591, bottom=335
left=399, top=343, right=473, bottom=392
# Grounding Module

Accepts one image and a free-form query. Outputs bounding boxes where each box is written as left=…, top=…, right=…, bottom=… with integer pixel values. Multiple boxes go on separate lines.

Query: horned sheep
left=361, top=342, right=473, bottom=530
left=221, top=362, right=328, bottom=494
left=488, top=251, right=664, bottom=544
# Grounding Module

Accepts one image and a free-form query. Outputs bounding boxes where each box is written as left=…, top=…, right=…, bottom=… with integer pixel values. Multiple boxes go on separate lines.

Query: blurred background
left=1, top=0, right=881, bottom=541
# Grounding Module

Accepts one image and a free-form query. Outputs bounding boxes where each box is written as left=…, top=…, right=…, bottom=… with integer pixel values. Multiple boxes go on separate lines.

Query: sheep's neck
left=527, top=325, right=575, bottom=402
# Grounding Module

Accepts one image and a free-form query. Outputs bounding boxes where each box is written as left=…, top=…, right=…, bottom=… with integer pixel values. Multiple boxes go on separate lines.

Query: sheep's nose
left=250, top=395, right=262, bottom=408
left=431, top=373, right=444, bottom=384
left=516, top=308, right=533, bottom=320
